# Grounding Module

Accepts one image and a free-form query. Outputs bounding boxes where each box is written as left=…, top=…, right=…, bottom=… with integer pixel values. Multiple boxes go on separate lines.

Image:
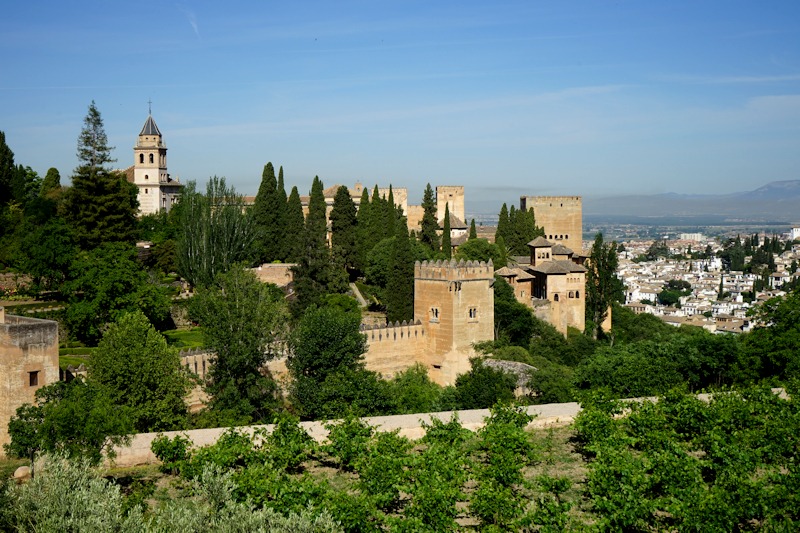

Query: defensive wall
left=0, top=309, right=59, bottom=456
left=361, top=320, right=427, bottom=378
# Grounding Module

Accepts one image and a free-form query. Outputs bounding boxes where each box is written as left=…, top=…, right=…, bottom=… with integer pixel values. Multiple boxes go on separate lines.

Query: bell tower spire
left=132, top=104, right=181, bottom=215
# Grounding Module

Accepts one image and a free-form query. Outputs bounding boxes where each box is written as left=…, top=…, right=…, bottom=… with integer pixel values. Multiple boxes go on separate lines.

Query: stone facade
left=519, top=196, right=583, bottom=256
left=128, top=114, right=183, bottom=216
left=436, top=186, right=465, bottom=226
left=363, top=259, right=494, bottom=386
left=0, top=308, right=59, bottom=456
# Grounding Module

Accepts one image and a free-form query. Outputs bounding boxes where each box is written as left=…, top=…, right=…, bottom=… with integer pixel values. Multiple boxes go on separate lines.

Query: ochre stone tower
left=132, top=113, right=182, bottom=215
left=413, top=259, right=494, bottom=384
left=520, top=196, right=583, bottom=254
left=362, top=259, right=494, bottom=386
left=0, top=308, right=59, bottom=456
left=436, top=186, right=465, bottom=224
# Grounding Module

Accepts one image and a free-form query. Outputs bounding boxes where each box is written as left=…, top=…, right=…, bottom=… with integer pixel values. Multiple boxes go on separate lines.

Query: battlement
left=361, top=320, right=426, bottom=343
left=415, top=259, right=494, bottom=281
left=520, top=195, right=582, bottom=209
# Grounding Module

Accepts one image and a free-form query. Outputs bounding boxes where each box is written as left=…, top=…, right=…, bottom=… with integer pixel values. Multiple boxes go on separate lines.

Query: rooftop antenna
left=148, top=98, right=152, bottom=116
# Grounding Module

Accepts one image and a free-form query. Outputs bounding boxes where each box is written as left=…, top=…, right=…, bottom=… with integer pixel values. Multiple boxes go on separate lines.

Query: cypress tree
left=41, top=168, right=61, bottom=198
left=252, top=162, right=283, bottom=263
left=355, top=187, right=372, bottom=272
left=469, top=218, right=477, bottom=240
left=369, top=185, right=385, bottom=245
left=442, top=203, right=452, bottom=259
left=496, top=203, right=510, bottom=245
left=0, top=131, right=14, bottom=208
left=386, top=217, right=414, bottom=323
left=385, top=185, right=397, bottom=240
left=419, top=183, right=439, bottom=253
left=276, top=166, right=288, bottom=260
left=284, top=186, right=305, bottom=262
left=64, top=101, right=137, bottom=249
left=330, top=185, right=358, bottom=272
left=291, top=176, right=336, bottom=313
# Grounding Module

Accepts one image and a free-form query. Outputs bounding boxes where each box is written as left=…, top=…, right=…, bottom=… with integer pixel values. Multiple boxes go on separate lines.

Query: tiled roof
left=527, top=236, right=552, bottom=248
left=139, top=115, right=161, bottom=136
left=529, top=260, right=587, bottom=274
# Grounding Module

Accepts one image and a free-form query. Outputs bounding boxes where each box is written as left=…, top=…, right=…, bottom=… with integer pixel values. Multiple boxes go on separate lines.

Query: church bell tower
left=132, top=104, right=181, bottom=215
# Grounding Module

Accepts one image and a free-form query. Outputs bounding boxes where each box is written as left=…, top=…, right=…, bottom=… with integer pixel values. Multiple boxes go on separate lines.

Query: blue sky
left=2, top=1, right=799, bottom=212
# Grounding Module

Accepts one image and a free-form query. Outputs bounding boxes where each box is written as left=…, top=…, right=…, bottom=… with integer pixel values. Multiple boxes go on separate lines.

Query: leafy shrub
left=150, top=433, right=192, bottom=474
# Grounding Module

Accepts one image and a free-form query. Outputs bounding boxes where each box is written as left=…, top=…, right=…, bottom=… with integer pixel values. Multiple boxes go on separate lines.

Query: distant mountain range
left=583, top=180, right=800, bottom=222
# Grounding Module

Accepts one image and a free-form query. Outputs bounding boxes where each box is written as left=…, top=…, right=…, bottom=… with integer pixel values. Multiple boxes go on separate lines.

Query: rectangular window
left=29, top=371, right=39, bottom=387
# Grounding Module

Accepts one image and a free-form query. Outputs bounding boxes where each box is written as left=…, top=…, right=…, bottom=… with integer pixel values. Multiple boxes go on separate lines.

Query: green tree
left=741, top=287, right=800, bottom=381
left=65, top=242, right=171, bottom=345
left=455, top=238, right=501, bottom=264
left=386, top=217, right=414, bottom=323
left=40, top=167, right=61, bottom=197
left=276, top=166, right=289, bottom=260
left=6, top=380, right=133, bottom=464
left=453, top=359, right=516, bottom=409
left=585, top=233, right=624, bottom=339
left=176, top=177, right=256, bottom=288
left=190, top=267, right=289, bottom=423
left=63, top=101, right=138, bottom=249
left=469, top=218, right=477, bottom=240
left=330, top=185, right=358, bottom=272
left=288, top=304, right=390, bottom=419
left=284, top=185, right=305, bottom=262
left=495, top=203, right=510, bottom=245
left=292, top=176, right=347, bottom=313
left=355, top=186, right=373, bottom=272
left=419, top=183, right=439, bottom=253
left=18, top=217, right=77, bottom=294
left=441, top=203, right=452, bottom=259
left=252, top=162, right=285, bottom=263
left=494, top=277, right=536, bottom=346
left=0, top=131, right=14, bottom=208
left=91, top=311, right=190, bottom=432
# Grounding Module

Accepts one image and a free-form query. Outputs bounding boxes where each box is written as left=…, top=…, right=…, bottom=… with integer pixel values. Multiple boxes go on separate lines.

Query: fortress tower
left=436, top=186, right=465, bottom=224
left=132, top=112, right=182, bottom=215
left=0, top=308, right=59, bottom=456
left=362, top=260, right=494, bottom=386
left=520, top=196, right=583, bottom=254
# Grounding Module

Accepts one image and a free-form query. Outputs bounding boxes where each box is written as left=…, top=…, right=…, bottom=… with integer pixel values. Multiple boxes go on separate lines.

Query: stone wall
left=0, top=310, right=59, bottom=456
left=436, top=185, right=465, bottom=223
left=362, top=321, right=427, bottom=378
left=109, top=402, right=580, bottom=468
left=250, top=263, right=296, bottom=288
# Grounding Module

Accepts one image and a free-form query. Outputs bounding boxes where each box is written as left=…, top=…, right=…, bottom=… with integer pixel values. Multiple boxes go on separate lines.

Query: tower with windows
left=132, top=111, right=182, bottom=215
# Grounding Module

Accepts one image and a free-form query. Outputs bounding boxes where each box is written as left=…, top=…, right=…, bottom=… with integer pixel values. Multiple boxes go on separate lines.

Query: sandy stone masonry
left=0, top=308, right=59, bottom=456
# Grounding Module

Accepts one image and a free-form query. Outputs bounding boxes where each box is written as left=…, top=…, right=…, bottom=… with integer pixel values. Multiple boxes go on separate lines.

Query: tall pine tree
left=419, top=183, right=439, bottom=254
left=64, top=101, right=137, bottom=249
left=355, top=186, right=372, bottom=273
left=469, top=218, right=477, bottom=240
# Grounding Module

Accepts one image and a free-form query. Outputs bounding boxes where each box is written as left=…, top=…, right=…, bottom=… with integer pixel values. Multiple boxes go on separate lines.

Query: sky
left=2, top=1, right=799, bottom=213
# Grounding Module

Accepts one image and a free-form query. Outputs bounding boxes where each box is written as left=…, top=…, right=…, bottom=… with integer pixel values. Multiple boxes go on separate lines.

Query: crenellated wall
left=361, top=321, right=427, bottom=378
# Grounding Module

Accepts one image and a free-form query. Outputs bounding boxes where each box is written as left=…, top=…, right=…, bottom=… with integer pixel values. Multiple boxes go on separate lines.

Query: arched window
left=149, top=153, right=154, bottom=164
left=144, top=188, right=148, bottom=194
left=554, top=294, right=559, bottom=302
left=144, top=174, right=149, bottom=180
left=576, top=290, right=580, bottom=298
left=569, top=291, right=574, bottom=298
left=139, top=154, right=144, bottom=163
